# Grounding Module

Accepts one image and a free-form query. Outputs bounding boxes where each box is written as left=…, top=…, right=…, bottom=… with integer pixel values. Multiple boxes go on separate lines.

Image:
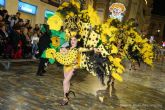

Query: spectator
left=22, top=27, right=31, bottom=58
left=0, top=22, right=6, bottom=56
left=10, top=24, right=23, bottom=59
left=8, top=12, right=21, bottom=28
left=27, top=26, right=33, bottom=37
left=31, top=31, right=39, bottom=59
left=24, top=19, right=31, bottom=28
left=34, top=24, right=40, bottom=31
left=1, top=9, right=9, bottom=24
left=0, top=10, right=3, bottom=16
left=1, top=22, right=12, bottom=59
left=0, top=15, right=3, bottom=22
left=17, top=18, right=24, bottom=26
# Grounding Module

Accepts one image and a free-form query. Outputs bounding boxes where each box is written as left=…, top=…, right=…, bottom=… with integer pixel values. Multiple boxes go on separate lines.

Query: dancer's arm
left=78, top=47, right=93, bottom=52
left=60, top=47, right=68, bottom=54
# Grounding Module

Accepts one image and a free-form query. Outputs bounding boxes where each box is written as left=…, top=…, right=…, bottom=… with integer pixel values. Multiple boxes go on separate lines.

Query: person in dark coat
left=10, top=24, right=23, bottom=59
left=0, top=22, right=10, bottom=58
left=1, top=9, right=10, bottom=25
left=36, top=24, right=51, bottom=76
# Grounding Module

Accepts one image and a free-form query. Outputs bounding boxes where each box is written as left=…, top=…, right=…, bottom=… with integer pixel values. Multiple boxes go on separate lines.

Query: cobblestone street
left=0, top=62, right=165, bottom=110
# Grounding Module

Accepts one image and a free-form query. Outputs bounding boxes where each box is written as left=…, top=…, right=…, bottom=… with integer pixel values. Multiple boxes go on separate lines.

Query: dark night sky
left=152, top=0, right=165, bottom=16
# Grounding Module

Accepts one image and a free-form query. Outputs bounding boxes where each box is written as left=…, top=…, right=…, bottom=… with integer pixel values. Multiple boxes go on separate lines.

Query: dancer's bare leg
left=63, top=69, right=74, bottom=97
left=60, top=69, right=74, bottom=105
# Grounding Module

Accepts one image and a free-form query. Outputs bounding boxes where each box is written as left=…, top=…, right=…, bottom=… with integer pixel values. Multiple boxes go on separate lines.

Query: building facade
left=128, top=0, right=153, bottom=34
left=88, top=0, right=153, bottom=35
left=2, top=0, right=153, bottom=31
left=3, top=0, right=58, bottom=26
left=148, top=15, right=165, bottom=44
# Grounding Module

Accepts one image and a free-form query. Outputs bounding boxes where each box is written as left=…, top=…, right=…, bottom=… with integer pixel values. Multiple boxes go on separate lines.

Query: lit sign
left=18, top=1, right=37, bottom=15
left=109, top=3, right=126, bottom=21
left=0, top=0, right=5, bottom=6
left=45, top=10, right=55, bottom=18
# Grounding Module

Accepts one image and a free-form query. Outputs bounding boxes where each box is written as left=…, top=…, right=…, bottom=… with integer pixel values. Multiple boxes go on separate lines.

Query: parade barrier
left=0, top=59, right=39, bottom=70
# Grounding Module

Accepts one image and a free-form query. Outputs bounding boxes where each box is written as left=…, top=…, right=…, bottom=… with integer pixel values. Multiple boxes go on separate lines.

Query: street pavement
left=0, top=61, right=164, bottom=110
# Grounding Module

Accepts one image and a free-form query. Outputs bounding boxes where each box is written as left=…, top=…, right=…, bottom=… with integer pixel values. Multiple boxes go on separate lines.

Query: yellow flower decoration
left=101, top=34, right=107, bottom=43
left=45, top=48, right=56, bottom=59
left=141, top=43, right=152, bottom=54
left=144, top=58, right=153, bottom=66
left=116, top=68, right=124, bottom=74
left=62, top=2, right=69, bottom=7
left=141, top=38, right=148, bottom=43
left=58, top=6, right=63, bottom=10
left=109, top=36, right=116, bottom=43
left=51, top=37, right=60, bottom=47
left=68, top=12, right=74, bottom=17
left=113, top=57, right=124, bottom=70
left=111, top=44, right=118, bottom=54
left=88, top=5, right=101, bottom=26
left=47, top=13, right=63, bottom=31
left=108, top=55, right=114, bottom=61
left=112, top=72, right=123, bottom=82
left=135, top=35, right=142, bottom=43
left=82, top=5, right=101, bottom=27
left=71, top=0, right=80, bottom=9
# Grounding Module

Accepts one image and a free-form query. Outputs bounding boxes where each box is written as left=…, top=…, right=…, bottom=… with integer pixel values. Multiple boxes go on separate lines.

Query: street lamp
left=157, top=29, right=160, bottom=33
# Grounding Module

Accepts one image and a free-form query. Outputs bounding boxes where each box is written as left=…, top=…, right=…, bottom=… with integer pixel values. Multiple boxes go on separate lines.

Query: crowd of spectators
left=0, top=9, right=41, bottom=59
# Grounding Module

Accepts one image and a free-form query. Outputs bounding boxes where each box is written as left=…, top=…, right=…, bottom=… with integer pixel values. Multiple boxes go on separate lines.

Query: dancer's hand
left=60, top=48, right=68, bottom=54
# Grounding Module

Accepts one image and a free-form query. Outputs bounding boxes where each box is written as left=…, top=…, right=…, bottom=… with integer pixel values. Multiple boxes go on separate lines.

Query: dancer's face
left=71, top=37, right=77, bottom=48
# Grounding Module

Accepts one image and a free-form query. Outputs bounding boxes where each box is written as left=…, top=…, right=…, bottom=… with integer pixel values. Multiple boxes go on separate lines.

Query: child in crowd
left=31, top=30, right=39, bottom=59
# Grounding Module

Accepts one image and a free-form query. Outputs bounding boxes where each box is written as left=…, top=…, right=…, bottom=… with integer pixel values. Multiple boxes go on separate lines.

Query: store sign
left=45, top=10, right=55, bottom=18
left=0, top=0, right=5, bottom=6
left=18, top=1, right=37, bottom=15
left=40, top=0, right=61, bottom=7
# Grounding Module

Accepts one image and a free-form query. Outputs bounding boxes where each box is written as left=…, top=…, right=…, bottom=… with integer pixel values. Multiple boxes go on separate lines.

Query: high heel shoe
left=60, top=91, right=75, bottom=106
left=60, top=97, right=69, bottom=106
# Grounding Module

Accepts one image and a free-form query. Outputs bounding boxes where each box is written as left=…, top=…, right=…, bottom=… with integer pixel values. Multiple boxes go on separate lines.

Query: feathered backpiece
left=42, top=1, right=153, bottom=83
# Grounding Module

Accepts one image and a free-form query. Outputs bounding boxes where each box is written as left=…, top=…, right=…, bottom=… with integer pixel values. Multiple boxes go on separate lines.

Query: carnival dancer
left=43, top=0, right=153, bottom=105
left=57, top=34, right=82, bottom=105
